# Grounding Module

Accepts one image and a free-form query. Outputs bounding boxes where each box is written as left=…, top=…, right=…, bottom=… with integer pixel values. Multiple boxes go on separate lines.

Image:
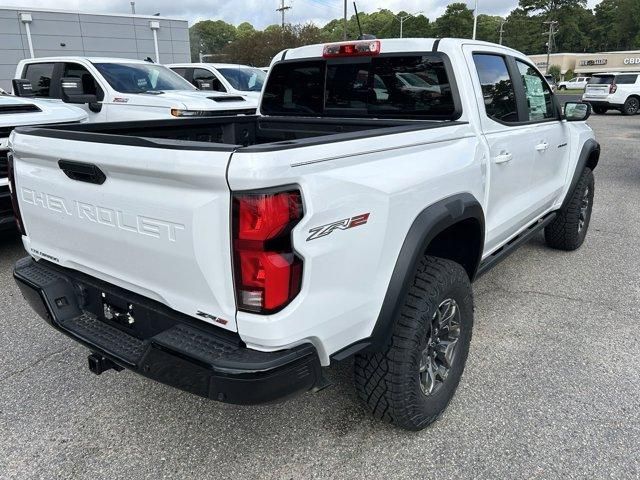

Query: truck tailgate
left=10, top=132, right=238, bottom=331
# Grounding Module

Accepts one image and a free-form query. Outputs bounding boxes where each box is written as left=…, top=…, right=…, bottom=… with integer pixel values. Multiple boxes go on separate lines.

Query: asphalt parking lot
left=1, top=112, right=639, bottom=479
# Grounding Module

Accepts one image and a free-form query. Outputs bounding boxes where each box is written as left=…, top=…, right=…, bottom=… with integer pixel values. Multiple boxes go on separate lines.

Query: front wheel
left=623, top=97, right=639, bottom=115
left=354, top=256, right=473, bottom=431
left=558, top=85, right=566, bottom=91
left=545, top=168, right=594, bottom=251
left=592, top=106, right=607, bottom=115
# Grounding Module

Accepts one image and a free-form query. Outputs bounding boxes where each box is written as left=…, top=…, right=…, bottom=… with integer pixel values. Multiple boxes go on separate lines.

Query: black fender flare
left=331, top=193, right=484, bottom=360
left=562, top=139, right=600, bottom=209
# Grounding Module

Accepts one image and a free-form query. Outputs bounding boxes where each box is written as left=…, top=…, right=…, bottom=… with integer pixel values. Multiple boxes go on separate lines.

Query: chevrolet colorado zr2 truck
left=9, top=39, right=599, bottom=431
left=1, top=94, right=86, bottom=232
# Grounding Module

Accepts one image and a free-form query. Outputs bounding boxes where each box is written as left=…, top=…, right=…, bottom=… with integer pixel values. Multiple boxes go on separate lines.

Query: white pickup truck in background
left=10, top=38, right=599, bottom=430
left=13, top=57, right=257, bottom=122
left=167, top=63, right=267, bottom=101
left=0, top=94, right=86, bottom=232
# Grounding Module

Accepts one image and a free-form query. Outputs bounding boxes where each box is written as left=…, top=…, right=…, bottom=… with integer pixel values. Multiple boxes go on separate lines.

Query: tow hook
left=87, top=352, right=124, bottom=375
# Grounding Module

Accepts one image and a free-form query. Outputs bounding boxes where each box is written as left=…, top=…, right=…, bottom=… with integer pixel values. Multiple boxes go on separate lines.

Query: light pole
left=382, top=9, right=423, bottom=39
left=343, top=0, right=348, bottom=40
left=472, top=0, right=478, bottom=40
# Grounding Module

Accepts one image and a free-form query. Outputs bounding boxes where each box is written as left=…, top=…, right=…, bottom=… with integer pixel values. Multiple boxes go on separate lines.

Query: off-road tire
left=354, top=256, right=473, bottom=431
left=592, top=106, right=607, bottom=115
left=623, top=97, right=640, bottom=115
left=545, top=167, right=594, bottom=251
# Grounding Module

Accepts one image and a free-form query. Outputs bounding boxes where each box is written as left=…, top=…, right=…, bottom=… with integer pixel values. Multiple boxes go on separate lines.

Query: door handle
left=535, top=142, right=549, bottom=151
left=493, top=152, right=513, bottom=164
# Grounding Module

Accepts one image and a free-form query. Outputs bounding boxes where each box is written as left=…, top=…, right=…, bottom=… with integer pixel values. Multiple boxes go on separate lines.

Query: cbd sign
left=624, top=57, right=640, bottom=65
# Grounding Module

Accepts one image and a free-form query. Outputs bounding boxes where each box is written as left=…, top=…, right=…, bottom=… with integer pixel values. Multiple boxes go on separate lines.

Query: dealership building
left=529, top=51, right=640, bottom=79
left=0, top=7, right=191, bottom=91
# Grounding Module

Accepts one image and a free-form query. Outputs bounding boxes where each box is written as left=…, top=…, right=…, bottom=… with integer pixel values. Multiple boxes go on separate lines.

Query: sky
left=6, top=0, right=603, bottom=28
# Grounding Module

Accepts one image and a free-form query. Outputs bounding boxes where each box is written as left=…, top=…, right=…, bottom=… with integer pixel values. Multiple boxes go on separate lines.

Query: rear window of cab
left=261, top=54, right=459, bottom=120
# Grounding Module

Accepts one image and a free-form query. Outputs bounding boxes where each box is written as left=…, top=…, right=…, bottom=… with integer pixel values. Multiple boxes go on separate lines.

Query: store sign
left=579, top=59, right=607, bottom=66
left=624, top=57, right=640, bottom=64
left=535, top=61, right=548, bottom=67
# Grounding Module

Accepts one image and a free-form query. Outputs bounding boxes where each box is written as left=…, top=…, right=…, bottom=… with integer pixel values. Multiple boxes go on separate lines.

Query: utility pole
left=498, top=19, right=506, bottom=45
left=343, top=0, right=348, bottom=40
left=543, top=20, right=559, bottom=74
left=276, top=0, right=291, bottom=29
left=472, top=0, right=478, bottom=40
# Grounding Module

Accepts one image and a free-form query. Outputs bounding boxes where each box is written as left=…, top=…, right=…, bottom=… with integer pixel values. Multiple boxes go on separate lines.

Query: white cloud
left=7, top=0, right=603, bottom=28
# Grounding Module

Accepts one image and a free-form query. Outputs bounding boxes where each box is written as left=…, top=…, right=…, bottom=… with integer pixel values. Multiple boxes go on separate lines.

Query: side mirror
left=60, top=77, right=102, bottom=112
left=194, top=79, right=214, bottom=91
left=564, top=101, right=591, bottom=121
left=12, top=79, right=34, bottom=97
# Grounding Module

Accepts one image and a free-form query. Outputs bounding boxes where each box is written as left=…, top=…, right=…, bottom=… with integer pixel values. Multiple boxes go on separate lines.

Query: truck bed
left=15, top=115, right=459, bottom=152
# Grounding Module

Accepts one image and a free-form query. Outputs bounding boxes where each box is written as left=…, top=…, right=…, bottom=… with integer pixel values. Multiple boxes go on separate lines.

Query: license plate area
left=100, top=292, right=136, bottom=329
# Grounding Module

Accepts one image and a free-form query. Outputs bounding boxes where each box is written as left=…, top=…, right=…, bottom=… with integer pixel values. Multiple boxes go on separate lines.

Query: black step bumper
left=13, top=257, right=322, bottom=404
left=0, top=186, right=15, bottom=232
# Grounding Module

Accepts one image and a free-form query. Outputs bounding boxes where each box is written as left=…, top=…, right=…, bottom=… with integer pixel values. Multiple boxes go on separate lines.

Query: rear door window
left=23, top=63, right=55, bottom=97
left=616, top=74, right=638, bottom=84
left=472, top=54, right=518, bottom=123
left=262, top=54, right=458, bottom=119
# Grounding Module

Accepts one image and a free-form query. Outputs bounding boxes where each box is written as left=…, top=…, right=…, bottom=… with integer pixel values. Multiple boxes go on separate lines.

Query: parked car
left=557, top=76, right=590, bottom=90
left=167, top=63, right=267, bottom=100
left=583, top=72, right=640, bottom=115
left=10, top=39, right=598, bottom=430
left=13, top=57, right=257, bottom=122
left=1, top=94, right=86, bottom=232
left=544, top=74, right=557, bottom=92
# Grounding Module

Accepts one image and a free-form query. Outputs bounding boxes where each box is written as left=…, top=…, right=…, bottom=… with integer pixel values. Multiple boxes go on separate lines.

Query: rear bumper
left=582, top=99, right=622, bottom=109
left=0, top=186, right=15, bottom=231
left=13, top=257, right=322, bottom=404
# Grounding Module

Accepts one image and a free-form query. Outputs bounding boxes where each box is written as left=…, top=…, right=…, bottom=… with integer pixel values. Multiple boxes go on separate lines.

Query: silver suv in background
left=583, top=72, right=640, bottom=115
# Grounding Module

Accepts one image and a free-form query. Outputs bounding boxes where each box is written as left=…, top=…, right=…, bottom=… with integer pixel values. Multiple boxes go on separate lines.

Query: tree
left=547, top=64, right=561, bottom=81
left=236, top=22, right=256, bottom=38
left=434, top=3, right=474, bottom=38
left=189, top=20, right=237, bottom=61
left=476, top=15, right=503, bottom=44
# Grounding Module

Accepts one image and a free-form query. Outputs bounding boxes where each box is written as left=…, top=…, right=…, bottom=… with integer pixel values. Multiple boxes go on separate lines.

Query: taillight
left=232, top=188, right=303, bottom=314
left=7, top=152, right=26, bottom=236
left=323, top=40, right=381, bottom=58
left=610, top=83, right=617, bottom=94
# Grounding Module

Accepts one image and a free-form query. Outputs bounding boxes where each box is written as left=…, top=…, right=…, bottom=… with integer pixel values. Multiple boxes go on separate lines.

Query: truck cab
left=14, top=57, right=258, bottom=122
left=167, top=63, right=267, bottom=101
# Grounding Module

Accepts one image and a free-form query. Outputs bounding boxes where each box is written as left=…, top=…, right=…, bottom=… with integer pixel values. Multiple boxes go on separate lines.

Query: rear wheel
left=354, top=256, right=473, bottom=431
left=623, top=97, right=639, bottom=115
left=545, top=167, right=594, bottom=251
left=558, top=85, right=566, bottom=91
left=592, top=106, right=607, bottom=115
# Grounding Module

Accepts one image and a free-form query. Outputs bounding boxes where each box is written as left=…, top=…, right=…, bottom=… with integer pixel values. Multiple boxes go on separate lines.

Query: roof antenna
left=353, top=2, right=376, bottom=40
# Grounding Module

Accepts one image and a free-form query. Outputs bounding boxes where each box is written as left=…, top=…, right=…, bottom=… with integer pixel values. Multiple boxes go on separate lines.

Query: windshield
left=216, top=67, right=266, bottom=92
left=93, top=62, right=196, bottom=93
left=588, top=75, right=614, bottom=85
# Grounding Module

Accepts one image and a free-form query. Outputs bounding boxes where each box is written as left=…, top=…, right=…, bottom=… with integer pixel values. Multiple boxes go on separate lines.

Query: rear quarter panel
left=228, top=123, right=485, bottom=363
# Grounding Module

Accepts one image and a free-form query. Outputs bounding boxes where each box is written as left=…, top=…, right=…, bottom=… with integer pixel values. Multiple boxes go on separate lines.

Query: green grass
left=556, top=89, right=585, bottom=95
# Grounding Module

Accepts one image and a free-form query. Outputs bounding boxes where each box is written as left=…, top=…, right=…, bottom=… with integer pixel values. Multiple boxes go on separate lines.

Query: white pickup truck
left=13, top=57, right=257, bottom=122
left=10, top=39, right=599, bottom=430
left=1, top=94, right=86, bottom=232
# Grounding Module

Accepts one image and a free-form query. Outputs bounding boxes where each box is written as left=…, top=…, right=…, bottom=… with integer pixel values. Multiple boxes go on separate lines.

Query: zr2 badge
left=307, top=213, right=370, bottom=241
